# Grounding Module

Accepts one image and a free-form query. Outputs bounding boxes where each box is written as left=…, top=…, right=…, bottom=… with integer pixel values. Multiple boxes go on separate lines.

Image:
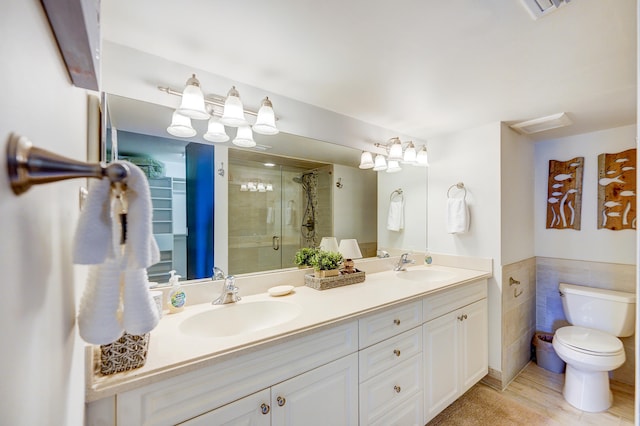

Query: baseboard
left=481, top=368, right=504, bottom=391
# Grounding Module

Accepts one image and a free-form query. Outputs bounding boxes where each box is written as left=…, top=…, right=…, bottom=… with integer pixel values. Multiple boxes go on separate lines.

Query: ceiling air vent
left=520, top=0, right=571, bottom=20
left=509, top=112, right=572, bottom=135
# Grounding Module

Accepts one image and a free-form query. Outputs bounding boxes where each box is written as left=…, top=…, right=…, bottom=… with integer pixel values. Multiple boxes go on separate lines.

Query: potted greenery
left=310, top=250, right=344, bottom=278
left=294, top=247, right=319, bottom=268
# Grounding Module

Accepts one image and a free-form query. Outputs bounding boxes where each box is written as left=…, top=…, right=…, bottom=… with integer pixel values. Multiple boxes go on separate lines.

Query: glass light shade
left=319, top=237, right=339, bottom=252
left=386, top=160, right=402, bottom=173
left=232, top=126, right=256, bottom=147
left=373, top=154, right=387, bottom=171
left=203, top=118, right=230, bottom=143
left=248, top=182, right=257, bottom=191
left=387, top=138, right=403, bottom=161
left=240, top=184, right=248, bottom=191
left=359, top=151, right=374, bottom=169
left=338, top=239, right=363, bottom=259
left=167, top=111, right=197, bottom=138
left=416, top=146, right=430, bottom=167
left=402, top=142, right=417, bottom=164
left=266, top=183, right=273, bottom=191
left=253, top=97, right=279, bottom=135
left=220, top=86, right=248, bottom=127
left=257, top=182, right=266, bottom=192
left=176, top=74, right=210, bottom=120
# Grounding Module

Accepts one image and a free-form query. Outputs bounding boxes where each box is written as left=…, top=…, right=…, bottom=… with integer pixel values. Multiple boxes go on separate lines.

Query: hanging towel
left=387, top=199, right=404, bottom=231
left=73, top=178, right=114, bottom=264
left=285, top=206, right=293, bottom=225
left=446, top=198, right=469, bottom=234
left=266, top=206, right=274, bottom=224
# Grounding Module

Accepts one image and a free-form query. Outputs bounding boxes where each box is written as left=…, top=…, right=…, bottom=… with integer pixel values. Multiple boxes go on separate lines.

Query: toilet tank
left=559, top=283, right=636, bottom=337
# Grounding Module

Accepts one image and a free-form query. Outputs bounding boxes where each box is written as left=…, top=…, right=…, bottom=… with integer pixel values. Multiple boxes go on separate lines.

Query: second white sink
left=394, top=268, right=455, bottom=283
left=179, top=300, right=303, bottom=338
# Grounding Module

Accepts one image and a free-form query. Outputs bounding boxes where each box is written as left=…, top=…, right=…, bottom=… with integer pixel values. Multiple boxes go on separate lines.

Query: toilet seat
left=555, top=326, right=623, bottom=356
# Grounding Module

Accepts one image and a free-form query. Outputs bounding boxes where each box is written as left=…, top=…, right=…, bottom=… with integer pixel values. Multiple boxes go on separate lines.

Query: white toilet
left=552, top=282, right=635, bottom=412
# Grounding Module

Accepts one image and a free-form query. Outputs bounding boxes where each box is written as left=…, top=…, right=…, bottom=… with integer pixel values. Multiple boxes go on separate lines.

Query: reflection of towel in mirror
left=285, top=207, right=293, bottom=225
left=266, top=207, right=274, bottom=224
left=387, top=199, right=404, bottom=232
left=447, top=198, right=469, bottom=234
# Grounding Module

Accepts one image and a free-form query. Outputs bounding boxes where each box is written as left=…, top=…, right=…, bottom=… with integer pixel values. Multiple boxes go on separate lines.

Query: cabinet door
left=460, top=298, right=488, bottom=393
left=179, top=388, right=270, bottom=426
left=271, top=353, right=358, bottom=426
left=423, top=310, right=459, bottom=423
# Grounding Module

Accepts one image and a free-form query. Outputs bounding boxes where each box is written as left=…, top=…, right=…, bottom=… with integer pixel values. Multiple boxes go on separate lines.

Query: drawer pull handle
left=393, top=349, right=401, bottom=357
left=394, top=385, right=401, bottom=393
left=261, top=403, right=270, bottom=414
left=393, top=319, right=401, bottom=326
left=277, top=396, right=286, bottom=407
left=457, top=314, right=468, bottom=321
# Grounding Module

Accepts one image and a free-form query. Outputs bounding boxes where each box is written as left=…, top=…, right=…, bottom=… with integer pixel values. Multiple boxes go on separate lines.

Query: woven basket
left=100, top=333, right=150, bottom=375
left=304, top=270, right=365, bottom=291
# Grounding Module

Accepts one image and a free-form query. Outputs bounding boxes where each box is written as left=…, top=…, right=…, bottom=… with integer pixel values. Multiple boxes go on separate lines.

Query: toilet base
left=562, top=364, right=613, bottom=412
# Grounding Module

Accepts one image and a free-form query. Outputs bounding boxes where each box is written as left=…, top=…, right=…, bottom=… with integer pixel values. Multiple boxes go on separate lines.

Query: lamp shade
left=373, top=154, right=387, bottom=171
left=253, top=97, right=279, bottom=135
left=338, top=239, right=362, bottom=260
left=416, top=146, right=430, bottom=167
left=232, top=125, right=256, bottom=147
left=387, top=138, right=403, bottom=161
left=176, top=74, right=210, bottom=120
left=359, top=151, right=374, bottom=169
left=319, top=237, right=339, bottom=252
left=203, top=117, right=230, bottom=143
left=220, top=86, right=248, bottom=127
left=167, top=111, right=197, bottom=138
left=402, top=142, right=417, bottom=164
left=386, top=160, right=402, bottom=173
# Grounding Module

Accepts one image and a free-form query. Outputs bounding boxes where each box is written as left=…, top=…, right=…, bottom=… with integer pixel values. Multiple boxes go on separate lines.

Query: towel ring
left=447, top=182, right=466, bottom=200
left=390, top=188, right=403, bottom=201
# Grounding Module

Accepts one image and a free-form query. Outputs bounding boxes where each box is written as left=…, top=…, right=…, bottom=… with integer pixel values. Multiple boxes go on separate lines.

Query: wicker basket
left=304, top=270, right=366, bottom=290
left=99, top=333, right=150, bottom=375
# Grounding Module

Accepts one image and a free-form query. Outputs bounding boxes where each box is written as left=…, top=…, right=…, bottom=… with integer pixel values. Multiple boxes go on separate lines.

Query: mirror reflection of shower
left=293, top=171, right=318, bottom=247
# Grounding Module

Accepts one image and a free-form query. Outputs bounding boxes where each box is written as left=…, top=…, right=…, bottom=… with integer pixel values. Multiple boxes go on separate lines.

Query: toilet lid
left=555, top=326, right=623, bottom=355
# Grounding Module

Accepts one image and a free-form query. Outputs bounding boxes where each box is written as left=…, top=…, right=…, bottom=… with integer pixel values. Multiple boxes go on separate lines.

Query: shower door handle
left=272, top=236, right=280, bottom=251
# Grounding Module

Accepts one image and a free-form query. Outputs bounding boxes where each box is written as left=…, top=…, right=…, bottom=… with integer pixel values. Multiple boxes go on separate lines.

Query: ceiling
left=101, top=0, right=637, bottom=142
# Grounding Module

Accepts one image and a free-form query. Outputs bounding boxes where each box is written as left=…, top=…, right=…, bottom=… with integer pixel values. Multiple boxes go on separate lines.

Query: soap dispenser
left=168, top=270, right=186, bottom=314
left=424, top=249, right=433, bottom=266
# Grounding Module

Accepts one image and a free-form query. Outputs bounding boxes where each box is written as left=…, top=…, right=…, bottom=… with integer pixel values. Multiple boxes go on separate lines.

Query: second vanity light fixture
left=159, top=74, right=279, bottom=148
left=359, top=137, right=429, bottom=172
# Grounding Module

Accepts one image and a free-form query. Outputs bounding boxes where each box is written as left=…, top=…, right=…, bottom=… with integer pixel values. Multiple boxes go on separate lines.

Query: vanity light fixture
left=359, top=137, right=430, bottom=172
left=159, top=75, right=280, bottom=143
left=233, top=126, right=256, bottom=148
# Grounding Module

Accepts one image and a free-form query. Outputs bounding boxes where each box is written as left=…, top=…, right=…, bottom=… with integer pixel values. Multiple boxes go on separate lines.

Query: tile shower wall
left=501, top=258, right=537, bottom=388
left=536, top=257, right=636, bottom=385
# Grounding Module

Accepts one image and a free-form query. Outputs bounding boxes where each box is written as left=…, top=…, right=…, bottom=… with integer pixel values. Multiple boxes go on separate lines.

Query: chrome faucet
left=393, top=253, right=415, bottom=271
left=213, top=275, right=241, bottom=305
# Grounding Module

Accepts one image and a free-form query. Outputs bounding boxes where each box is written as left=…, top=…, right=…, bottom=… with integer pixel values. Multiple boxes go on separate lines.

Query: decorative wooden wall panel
left=546, top=157, right=584, bottom=230
left=597, top=148, right=636, bottom=230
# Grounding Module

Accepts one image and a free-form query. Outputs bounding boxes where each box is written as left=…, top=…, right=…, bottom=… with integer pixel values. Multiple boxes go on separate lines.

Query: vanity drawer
left=359, top=326, right=422, bottom=382
left=423, top=279, right=487, bottom=322
left=359, top=354, right=422, bottom=424
left=359, top=300, right=422, bottom=349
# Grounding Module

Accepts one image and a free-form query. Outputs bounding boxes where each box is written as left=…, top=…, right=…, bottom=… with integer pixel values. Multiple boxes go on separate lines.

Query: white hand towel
left=73, top=178, right=113, bottom=264
left=387, top=199, right=404, bottom=232
left=266, top=206, right=274, bottom=224
left=77, top=260, right=124, bottom=345
left=447, top=198, right=469, bottom=234
left=285, top=206, right=293, bottom=225
left=122, top=269, right=160, bottom=335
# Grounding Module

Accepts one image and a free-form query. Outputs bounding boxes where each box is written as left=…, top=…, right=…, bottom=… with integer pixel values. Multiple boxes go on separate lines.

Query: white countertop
left=87, top=263, right=491, bottom=401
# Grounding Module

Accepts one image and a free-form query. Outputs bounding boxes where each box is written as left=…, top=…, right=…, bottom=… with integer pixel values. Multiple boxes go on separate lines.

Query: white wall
left=427, top=122, right=503, bottom=371
left=377, top=165, right=428, bottom=253
left=332, top=164, right=377, bottom=245
left=534, top=124, right=637, bottom=264
left=0, top=2, right=88, bottom=424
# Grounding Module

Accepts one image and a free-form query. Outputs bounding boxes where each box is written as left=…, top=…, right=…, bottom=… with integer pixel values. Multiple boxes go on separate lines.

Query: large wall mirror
left=105, top=94, right=378, bottom=283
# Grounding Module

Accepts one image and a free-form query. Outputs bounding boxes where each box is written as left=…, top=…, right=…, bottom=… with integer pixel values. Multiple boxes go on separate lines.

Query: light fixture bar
left=158, top=85, right=279, bottom=120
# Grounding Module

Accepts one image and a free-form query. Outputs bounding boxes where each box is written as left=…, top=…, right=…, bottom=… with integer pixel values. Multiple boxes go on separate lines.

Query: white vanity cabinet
left=422, top=280, right=488, bottom=423
left=358, top=301, right=424, bottom=425
left=181, top=353, right=358, bottom=426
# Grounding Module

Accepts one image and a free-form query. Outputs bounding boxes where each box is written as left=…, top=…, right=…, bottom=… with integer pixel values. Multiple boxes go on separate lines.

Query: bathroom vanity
left=86, top=262, right=490, bottom=425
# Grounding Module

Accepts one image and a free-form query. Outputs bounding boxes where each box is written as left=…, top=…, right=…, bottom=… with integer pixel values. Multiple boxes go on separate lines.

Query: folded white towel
left=387, top=199, right=404, bottom=232
left=77, top=260, right=124, bottom=345
left=73, top=178, right=113, bottom=265
left=122, top=269, right=160, bottom=335
left=447, top=198, right=469, bottom=234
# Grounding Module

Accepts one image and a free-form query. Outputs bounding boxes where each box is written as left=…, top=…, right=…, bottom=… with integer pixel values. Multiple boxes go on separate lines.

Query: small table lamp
left=319, top=237, right=339, bottom=252
left=338, top=239, right=363, bottom=274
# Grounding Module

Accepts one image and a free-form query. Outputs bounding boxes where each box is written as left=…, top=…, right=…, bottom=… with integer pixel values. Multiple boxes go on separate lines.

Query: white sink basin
left=179, top=300, right=303, bottom=338
left=395, top=268, right=455, bottom=283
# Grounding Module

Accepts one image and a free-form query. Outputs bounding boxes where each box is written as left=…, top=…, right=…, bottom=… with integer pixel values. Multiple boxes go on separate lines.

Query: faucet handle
left=212, top=266, right=226, bottom=280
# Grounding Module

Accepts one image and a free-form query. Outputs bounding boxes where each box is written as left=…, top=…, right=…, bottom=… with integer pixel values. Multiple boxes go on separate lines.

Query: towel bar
left=6, top=133, right=129, bottom=195
left=390, top=188, right=403, bottom=201
left=447, top=182, right=466, bottom=199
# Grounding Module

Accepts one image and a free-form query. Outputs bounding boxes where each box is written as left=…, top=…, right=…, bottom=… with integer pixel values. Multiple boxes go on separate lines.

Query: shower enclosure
left=228, top=155, right=332, bottom=275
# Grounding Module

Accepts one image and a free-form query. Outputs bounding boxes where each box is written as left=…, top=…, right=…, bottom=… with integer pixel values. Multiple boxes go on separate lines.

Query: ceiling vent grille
left=520, top=0, right=571, bottom=20
left=509, top=112, right=573, bottom=135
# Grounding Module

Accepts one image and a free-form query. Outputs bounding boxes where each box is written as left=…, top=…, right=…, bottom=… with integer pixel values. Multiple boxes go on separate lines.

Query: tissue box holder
left=99, top=332, right=150, bottom=375
left=304, top=270, right=365, bottom=291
